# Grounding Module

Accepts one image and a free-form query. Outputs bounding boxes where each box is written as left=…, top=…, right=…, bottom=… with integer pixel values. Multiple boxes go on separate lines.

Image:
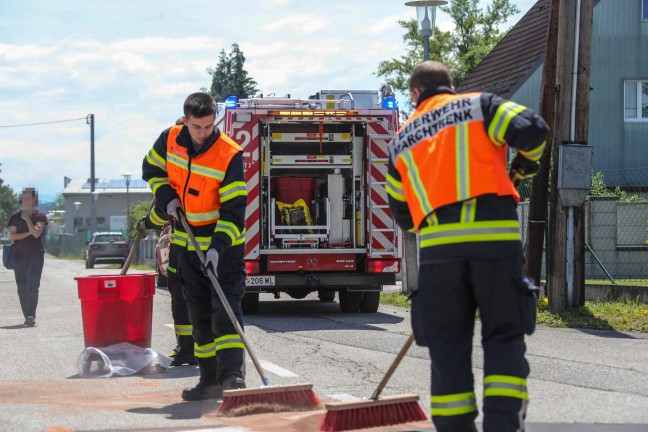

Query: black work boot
left=222, top=374, right=246, bottom=391
left=169, top=336, right=197, bottom=366
left=182, top=358, right=222, bottom=401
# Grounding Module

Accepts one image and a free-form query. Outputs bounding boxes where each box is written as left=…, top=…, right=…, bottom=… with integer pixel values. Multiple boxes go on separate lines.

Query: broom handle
left=370, top=333, right=415, bottom=400
left=120, top=198, right=157, bottom=276
left=177, top=210, right=271, bottom=387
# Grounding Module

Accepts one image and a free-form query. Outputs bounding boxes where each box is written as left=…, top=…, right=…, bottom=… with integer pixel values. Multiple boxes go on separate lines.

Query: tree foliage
left=205, top=44, right=259, bottom=102
left=0, top=165, right=18, bottom=230
left=376, top=0, right=519, bottom=109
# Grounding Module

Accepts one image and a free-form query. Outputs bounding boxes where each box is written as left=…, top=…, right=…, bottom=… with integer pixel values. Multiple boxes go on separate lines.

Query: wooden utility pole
left=547, top=0, right=593, bottom=312
left=525, top=0, right=560, bottom=286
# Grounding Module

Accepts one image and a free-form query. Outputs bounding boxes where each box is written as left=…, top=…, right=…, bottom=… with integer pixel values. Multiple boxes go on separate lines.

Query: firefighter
left=142, top=92, right=248, bottom=401
left=386, top=61, right=548, bottom=432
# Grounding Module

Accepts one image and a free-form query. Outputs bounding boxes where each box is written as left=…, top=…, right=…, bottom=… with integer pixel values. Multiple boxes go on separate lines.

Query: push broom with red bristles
left=319, top=333, right=427, bottom=432
left=177, top=211, right=321, bottom=416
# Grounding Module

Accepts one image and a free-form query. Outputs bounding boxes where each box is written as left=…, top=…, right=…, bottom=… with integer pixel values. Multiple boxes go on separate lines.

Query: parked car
left=85, top=232, right=129, bottom=268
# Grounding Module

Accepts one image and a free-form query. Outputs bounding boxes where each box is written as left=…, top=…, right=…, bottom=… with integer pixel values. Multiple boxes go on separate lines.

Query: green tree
left=0, top=165, right=18, bottom=229
left=205, top=43, right=259, bottom=102
left=376, top=0, right=519, bottom=108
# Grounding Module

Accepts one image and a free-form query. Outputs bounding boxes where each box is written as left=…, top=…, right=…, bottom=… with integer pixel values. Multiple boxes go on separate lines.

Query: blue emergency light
left=225, top=96, right=238, bottom=108
left=382, top=96, right=398, bottom=109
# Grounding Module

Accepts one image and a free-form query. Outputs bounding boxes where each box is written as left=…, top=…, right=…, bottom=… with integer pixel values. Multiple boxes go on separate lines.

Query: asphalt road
left=0, top=253, right=647, bottom=432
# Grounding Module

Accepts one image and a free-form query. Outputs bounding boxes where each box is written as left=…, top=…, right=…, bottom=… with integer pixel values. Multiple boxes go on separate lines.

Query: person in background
left=142, top=92, right=248, bottom=401
left=8, top=187, right=48, bottom=327
left=386, top=61, right=549, bottom=432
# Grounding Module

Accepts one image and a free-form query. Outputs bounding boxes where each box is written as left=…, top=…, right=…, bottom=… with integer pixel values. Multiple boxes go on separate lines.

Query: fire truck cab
left=221, top=89, right=403, bottom=314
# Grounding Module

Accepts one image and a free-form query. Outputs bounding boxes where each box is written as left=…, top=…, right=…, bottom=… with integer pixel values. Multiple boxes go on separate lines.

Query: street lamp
left=122, top=173, right=131, bottom=237
left=405, top=0, right=447, bottom=61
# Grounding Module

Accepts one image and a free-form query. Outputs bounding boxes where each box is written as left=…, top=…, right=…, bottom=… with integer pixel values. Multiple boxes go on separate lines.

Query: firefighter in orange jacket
left=386, top=61, right=548, bottom=432
left=142, top=92, right=248, bottom=401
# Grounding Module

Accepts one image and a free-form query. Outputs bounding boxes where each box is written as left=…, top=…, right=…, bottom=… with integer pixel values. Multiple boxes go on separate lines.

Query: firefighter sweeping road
left=0, top=254, right=647, bottom=431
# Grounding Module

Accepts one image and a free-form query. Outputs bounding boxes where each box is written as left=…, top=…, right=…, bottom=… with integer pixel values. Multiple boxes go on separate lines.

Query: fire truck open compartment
left=223, top=90, right=403, bottom=314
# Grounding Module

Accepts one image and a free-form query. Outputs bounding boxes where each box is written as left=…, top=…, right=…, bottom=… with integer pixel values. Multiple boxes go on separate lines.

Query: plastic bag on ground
left=76, top=342, right=172, bottom=378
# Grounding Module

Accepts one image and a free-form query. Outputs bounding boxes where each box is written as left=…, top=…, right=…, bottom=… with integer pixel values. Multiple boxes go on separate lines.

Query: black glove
left=509, top=153, right=539, bottom=186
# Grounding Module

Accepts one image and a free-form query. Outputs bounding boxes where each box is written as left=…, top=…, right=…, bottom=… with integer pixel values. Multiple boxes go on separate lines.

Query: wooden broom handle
left=370, top=333, right=415, bottom=400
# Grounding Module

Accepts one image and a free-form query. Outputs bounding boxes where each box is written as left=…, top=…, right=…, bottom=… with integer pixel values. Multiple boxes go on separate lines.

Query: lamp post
left=122, top=173, right=132, bottom=237
left=405, top=0, right=447, bottom=61
left=86, top=114, right=97, bottom=234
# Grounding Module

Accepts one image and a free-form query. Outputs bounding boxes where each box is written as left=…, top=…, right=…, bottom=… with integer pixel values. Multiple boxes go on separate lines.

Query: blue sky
left=0, top=0, right=535, bottom=202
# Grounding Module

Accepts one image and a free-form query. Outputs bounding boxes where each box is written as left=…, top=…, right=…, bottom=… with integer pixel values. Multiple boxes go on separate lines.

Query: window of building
left=644, top=0, right=648, bottom=21
left=96, top=217, right=107, bottom=228
left=624, top=80, right=648, bottom=122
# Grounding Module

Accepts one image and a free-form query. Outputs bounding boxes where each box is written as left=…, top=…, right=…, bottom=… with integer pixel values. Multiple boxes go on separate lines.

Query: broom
left=319, top=333, right=427, bottom=432
left=176, top=210, right=321, bottom=416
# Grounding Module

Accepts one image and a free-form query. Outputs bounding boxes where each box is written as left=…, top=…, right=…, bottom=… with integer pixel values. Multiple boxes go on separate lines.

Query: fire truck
left=220, top=89, right=403, bottom=314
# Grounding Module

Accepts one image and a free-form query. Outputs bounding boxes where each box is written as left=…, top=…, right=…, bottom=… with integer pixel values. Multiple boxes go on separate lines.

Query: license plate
left=245, top=275, right=275, bottom=286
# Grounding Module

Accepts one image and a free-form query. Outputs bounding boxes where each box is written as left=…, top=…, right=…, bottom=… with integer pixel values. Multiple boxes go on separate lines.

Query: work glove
left=166, top=198, right=182, bottom=220
left=509, top=153, right=540, bottom=186
left=205, top=248, right=219, bottom=278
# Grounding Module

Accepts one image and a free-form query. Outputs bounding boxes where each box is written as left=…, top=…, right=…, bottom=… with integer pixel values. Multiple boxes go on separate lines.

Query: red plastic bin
left=272, top=177, right=316, bottom=206
left=75, top=273, right=156, bottom=348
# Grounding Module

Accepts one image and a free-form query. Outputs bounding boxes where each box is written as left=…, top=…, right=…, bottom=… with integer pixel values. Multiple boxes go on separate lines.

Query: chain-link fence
left=518, top=168, right=648, bottom=283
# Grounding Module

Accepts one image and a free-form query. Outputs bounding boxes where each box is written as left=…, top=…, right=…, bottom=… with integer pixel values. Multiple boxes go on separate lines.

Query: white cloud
left=261, top=14, right=330, bottom=34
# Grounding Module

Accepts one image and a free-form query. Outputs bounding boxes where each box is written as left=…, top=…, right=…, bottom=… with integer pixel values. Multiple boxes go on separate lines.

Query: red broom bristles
left=319, top=394, right=427, bottom=432
left=217, top=383, right=321, bottom=417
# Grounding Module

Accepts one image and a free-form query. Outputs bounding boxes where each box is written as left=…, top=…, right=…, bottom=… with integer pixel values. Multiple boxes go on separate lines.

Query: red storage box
left=272, top=177, right=316, bottom=206
left=75, top=273, right=156, bottom=348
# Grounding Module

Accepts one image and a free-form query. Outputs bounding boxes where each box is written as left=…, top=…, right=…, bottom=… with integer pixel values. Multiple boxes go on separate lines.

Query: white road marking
left=257, top=359, right=298, bottom=378
left=164, top=323, right=174, bottom=330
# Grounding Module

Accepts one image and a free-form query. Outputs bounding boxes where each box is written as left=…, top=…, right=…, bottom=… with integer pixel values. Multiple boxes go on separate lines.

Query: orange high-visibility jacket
left=166, top=124, right=243, bottom=226
left=389, top=92, right=520, bottom=231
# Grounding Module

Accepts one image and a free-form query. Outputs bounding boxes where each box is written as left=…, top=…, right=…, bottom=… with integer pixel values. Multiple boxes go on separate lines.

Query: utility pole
left=525, top=0, right=560, bottom=287
left=547, top=0, right=593, bottom=312
left=87, top=114, right=96, bottom=235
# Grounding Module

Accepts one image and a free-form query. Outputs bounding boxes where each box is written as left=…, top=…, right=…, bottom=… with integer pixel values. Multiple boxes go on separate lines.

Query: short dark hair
left=19, top=187, right=38, bottom=206
left=409, top=61, right=453, bottom=92
left=183, top=92, right=216, bottom=118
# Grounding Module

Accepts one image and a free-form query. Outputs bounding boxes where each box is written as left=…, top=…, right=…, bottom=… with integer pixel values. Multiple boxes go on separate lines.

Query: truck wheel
left=318, top=290, right=335, bottom=302
left=339, top=290, right=362, bottom=313
left=242, top=292, right=260, bottom=315
left=359, top=290, right=380, bottom=313
left=85, top=259, right=94, bottom=269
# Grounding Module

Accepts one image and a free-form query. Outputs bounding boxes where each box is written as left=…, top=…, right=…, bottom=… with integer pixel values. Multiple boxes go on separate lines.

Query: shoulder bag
left=3, top=243, right=13, bottom=270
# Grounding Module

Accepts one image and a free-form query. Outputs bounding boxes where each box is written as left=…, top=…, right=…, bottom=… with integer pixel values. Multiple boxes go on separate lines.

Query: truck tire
left=339, top=290, right=362, bottom=313
left=242, top=292, right=260, bottom=315
left=318, top=290, right=335, bottom=302
left=359, top=290, right=380, bottom=313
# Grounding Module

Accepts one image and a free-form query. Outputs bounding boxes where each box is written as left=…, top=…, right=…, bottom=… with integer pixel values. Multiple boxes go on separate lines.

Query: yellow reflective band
left=171, top=230, right=212, bottom=250
left=186, top=209, right=220, bottom=224
left=220, top=181, right=248, bottom=203
left=148, top=177, right=170, bottom=194
left=194, top=341, right=216, bottom=358
left=167, top=152, right=189, bottom=171
left=167, top=265, right=177, bottom=274
left=425, top=212, right=439, bottom=226
left=149, top=208, right=166, bottom=227
left=484, top=375, right=528, bottom=400
left=460, top=199, right=477, bottom=223
left=190, top=162, right=225, bottom=181
left=174, top=324, right=192, bottom=336
left=430, top=392, right=478, bottom=417
left=215, top=334, right=245, bottom=351
left=420, top=220, right=521, bottom=248
left=489, top=102, right=527, bottom=146
left=146, top=148, right=167, bottom=170
left=386, top=173, right=406, bottom=201
left=215, top=220, right=243, bottom=245
left=402, top=151, right=434, bottom=217
left=518, top=141, right=546, bottom=162
left=456, top=123, right=470, bottom=201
